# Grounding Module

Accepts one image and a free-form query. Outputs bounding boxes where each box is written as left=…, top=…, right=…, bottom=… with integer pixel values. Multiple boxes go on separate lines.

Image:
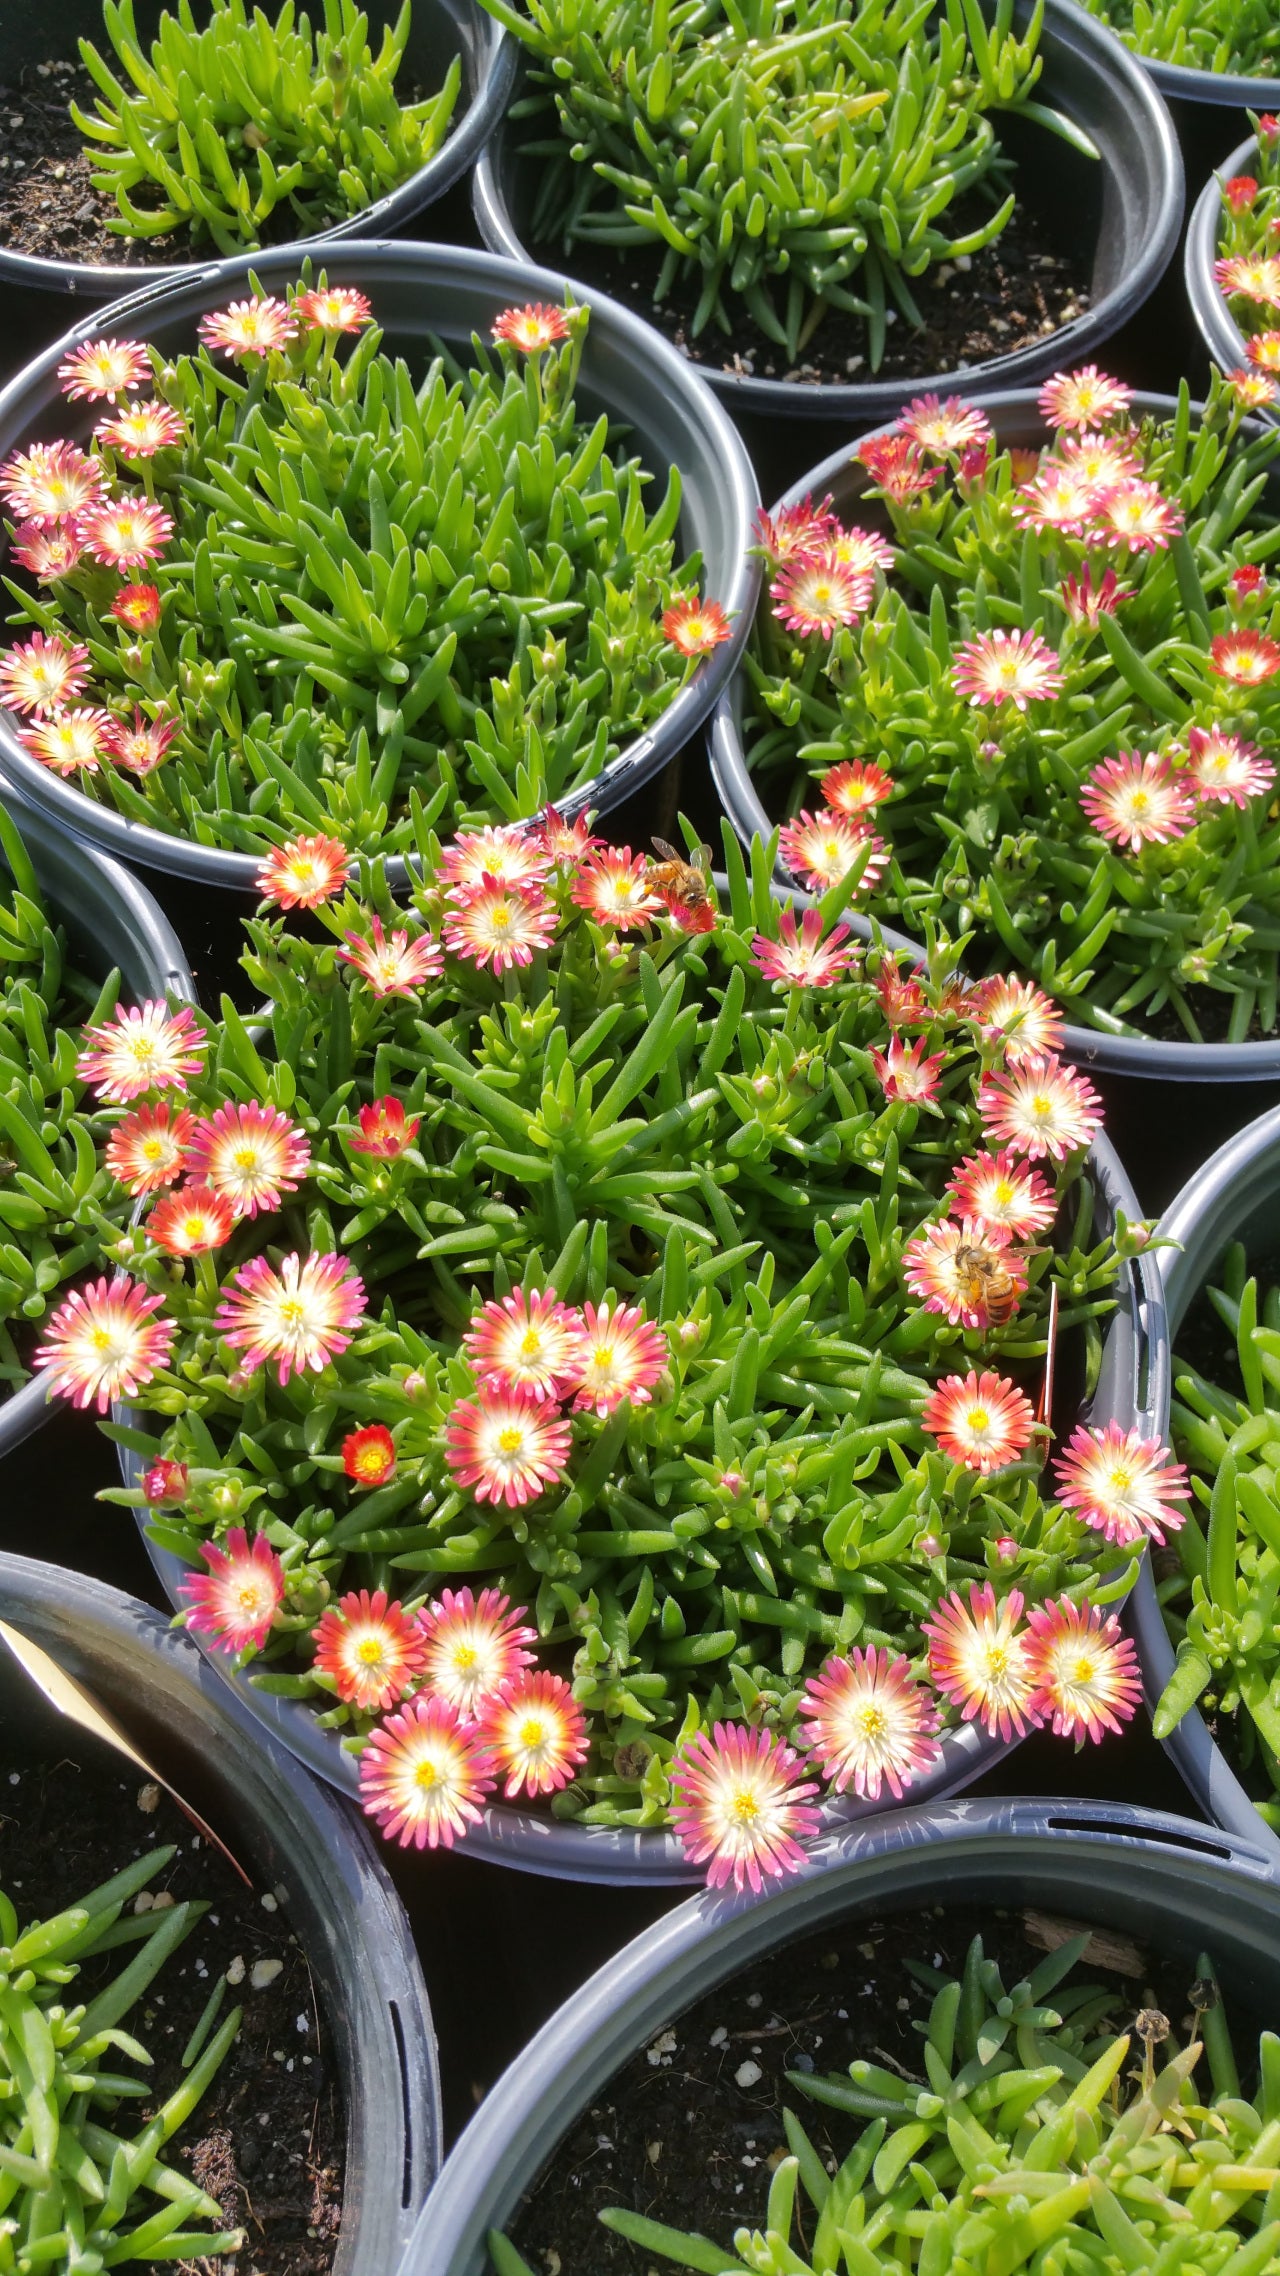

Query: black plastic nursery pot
left=0, top=0, right=516, bottom=309
left=0, top=238, right=760, bottom=896
left=1057, top=2, right=1280, bottom=173
left=0, top=1549, right=440, bottom=2272
left=0, top=784, right=194, bottom=1462
left=1129, top=1102, right=1280, bottom=1867
left=402, top=1793, right=1280, bottom=2276
left=471, top=0, right=1183, bottom=432
left=120, top=1127, right=1165, bottom=1885
left=711, top=385, right=1280, bottom=1090
left=1185, top=130, right=1272, bottom=387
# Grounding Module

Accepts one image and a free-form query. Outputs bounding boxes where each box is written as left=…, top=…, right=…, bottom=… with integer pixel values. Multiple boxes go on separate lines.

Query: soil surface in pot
left=509, top=1902, right=1204, bottom=2272
left=0, top=1727, right=344, bottom=2274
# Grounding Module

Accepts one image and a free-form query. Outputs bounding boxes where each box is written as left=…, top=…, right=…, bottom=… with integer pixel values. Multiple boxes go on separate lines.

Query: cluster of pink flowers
left=758, top=490, right=896, bottom=641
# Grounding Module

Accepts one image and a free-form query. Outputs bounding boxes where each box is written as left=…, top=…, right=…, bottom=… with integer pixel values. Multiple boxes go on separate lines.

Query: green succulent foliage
left=0, top=1845, right=242, bottom=2270
left=1154, top=1241, right=1280, bottom=1837
left=74, top=0, right=461, bottom=254
left=476, top=0, right=1067, bottom=371
left=1075, top=0, right=1277, bottom=79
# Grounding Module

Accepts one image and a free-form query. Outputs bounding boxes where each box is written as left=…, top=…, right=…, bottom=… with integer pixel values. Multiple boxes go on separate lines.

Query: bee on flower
left=902, top=1217, right=1029, bottom=1331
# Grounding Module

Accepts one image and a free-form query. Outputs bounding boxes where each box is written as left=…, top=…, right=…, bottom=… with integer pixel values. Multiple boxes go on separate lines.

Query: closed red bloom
left=1052, top=1420, right=1189, bottom=1547
left=343, top=1424, right=397, bottom=1488
left=57, top=337, right=151, bottom=401
left=820, top=759, right=893, bottom=816
left=751, top=907, right=856, bottom=989
left=479, top=1670, right=589, bottom=1799
left=0, top=632, right=91, bottom=716
left=875, top=960, right=927, bottom=1027
left=1230, top=565, right=1267, bottom=606
left=571, top=846, right=661, bottom=930
left=978, top=1055, right=1102, bottom=1162
left=339, top=916, right=442, bottom=996
left=78, top=1001, right=205, bottom=1102
left=35, top=1272, right=175, bottom=1412
left=257, top=833, right=351, bottom=909
left=798, top=1648, right=941, bottom=1801
left=104, top=1102, right=195, bottom=1195
left=1024, top=1597, right=1142, bottom=1742
left=80, top=496, right=174, bottom=568
left=0, top=440, right=104, bottom=525
left=662, top=597, right=732, bottom=655
left=358, top=1694, right=495, bottom=1850
left=921, top=1369, right=1036, bottom=1473
left=142, top=1457, right=188, bottom=1506
left=944, top=1148, right=1058, bottom=1239
left=923, top=1583, right=1039, bottom=1742
left=294, top=286, right=373, bottom=333
left=869, top=1037, right=946, bottom=1105
left=778, top=809, right=888, bottom=894
left=968, top=976, right=1065, bottom=1064
left=491, top=302, right=571, bottom=352
left=101, top=708, right=177, bottom=776
left=771, top=551, right=872, bottom=639
left=417, top=1587, right=537, bottom=1719
left=179, top=1527, right=283, bottom=1653
left=670, top=1723, right=820, bottom=1893
left=855, top=432, right=935, bottom=501
left=463, top=1287, right=586, bottom=1402
left=198, top=296, right=298, bottom=358
left=149, top=1183, right=237, bottom=1256
left=1210, top=629, right=1280, bottom=684
left=350, top=1097, right=421, bottom=1157
left=110, top=583, right=162, bottom=633
left=902, top=1216, right=1029, bottom=1330
left=186, top=1101, right=310, bottom=1219
left=444, top=1387, right=572, bottom=1507
left=313, top=1588, right=425, bottom=1712
left=1225, top=175, right=1259, bottom=212
left=570, top=1301, right=667, bottom=1417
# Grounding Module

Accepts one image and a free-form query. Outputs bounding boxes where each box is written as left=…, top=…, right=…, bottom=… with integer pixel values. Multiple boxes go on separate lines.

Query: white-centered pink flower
left=442, top=877, right=557, bottom=973
left=104, top=1101, right=195, bottom=1195
left=1215, top=253, right=1280, bottom=305
left=1080, top=752, right=1195, bottom=851
left=869, top=1037, right=946, bottom=1105
left=1057, top=432, right=1141, bottom=490
left=439, top=826, right=551, bottom=893
left=569, top=1301, right=667, bottom=1417
left=820, top=759, right=893, bottom=817
left=358, top=1695, right=496, bottom=1851
left=1210, top=630, right=1280, bottom=685
left=571, top=846, right=661, bottom=930
left=922, top=1583, right=1039, bottom=1742
left=1024, top=1597, right=1142, bottom=1742
left=944, top=1148, right=1058, bottom=1239
left=968, top=975, right=1065, bottom=1064
left=102, top=709, right=178, bottom=776
left=186, top=1102, right=310, bottom=1220
left=670, top=1723, right=820, bottom=1893
left=797, top=1648, right=941, bottom=1802
left=10, top=519, right=85, bottom=582
left=952, top=629, right=1063, bottom=710
left=491, top=303, right=572, bottom=352
left=0, top=440, right=105, bottom=525
left=444, top=1387, right=573, bottom=1507
left=215, top=1251, right=367, bottom=1385
left=753, top=495, right=837, bottom=566
left=1184, top=725, right=1276, bottom=807
left=1011, top=466, right=1103, bottom=535
left=921, top=1369, right=1036, bottom=1473
left=149, top=1182, right=237, bottom=1256
left=179, top=1528, right=283, bottom=1653
left=57, top=336, right=151, bottom=400
left=19, top=708, right=113, bottom=776
left=898, top=394, right=990, bottom=456
left=339, top=916, right=443, bottom=996
left=255, top=833, right=351, bottom=909
left=1052, top=1421, right=1190, bottom=1547
left=77, top=1001, right=205, bottom=1102
left=978, top=1056, right=1102, bottom=1162
left=902, top=1217, right=1029, bottom=1331
left=771, top=551, right=872, bottom=638
left=198, top=296, right=298, bottom=358
left=80, top=495, right=174, bottom=568
left=827, top=524, right=896, bottom=576
left=312, top=1588, right=426, bottom=1712
left=1037, top=367, right=1134, bottom=430
left=294, top=286, right=373, bottom=333
left=463, top=1287, right=586, bottom=1402
left=0, top=632, right=90, bottom=716
left=1092, top=481, right=1183, bottom=554
left=94, top=399, right=186, bottom=458
left=479, top=1670, right=589, bottom=1799
left=35, top=1272, right=175, bottom=1412
left=751, top=907, right=856, bottom=990
left=778, top=809, right=888, bottom=894
left=417, top=1587, right=538, bottom=1720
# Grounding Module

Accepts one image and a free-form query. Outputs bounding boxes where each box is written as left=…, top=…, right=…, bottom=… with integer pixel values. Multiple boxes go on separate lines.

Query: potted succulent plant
left=1185, top=118, right=1280, bottom=393
left=400, top=1793, right=1280, bottom=2276
left=470, top=0, right=1183, bottom=429
left=0, top=246, right=757, bottom=895
left=711, top=363, right=1280, bottom=1082
left=1059, top=0, right=1280, bottom=138
left=0, top=1547, right=439, bottom=2274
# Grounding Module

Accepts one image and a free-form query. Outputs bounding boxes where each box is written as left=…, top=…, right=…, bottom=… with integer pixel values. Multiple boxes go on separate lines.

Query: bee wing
left=650, top=837, right=680, bottom=862
left=696, top=843, right=713, bottom=872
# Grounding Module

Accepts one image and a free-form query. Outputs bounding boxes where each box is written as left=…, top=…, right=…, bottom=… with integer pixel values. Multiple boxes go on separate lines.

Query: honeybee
left=953, top=1240, right=1023, bottom=1326
left=646, top=837, right=714, bottom=915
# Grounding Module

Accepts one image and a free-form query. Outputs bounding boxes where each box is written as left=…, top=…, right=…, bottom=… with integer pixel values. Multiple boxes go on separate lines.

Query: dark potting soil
left=509, top=1903, right=1209, bottom=2275
left=0, top=1738, right=344, bottom=2275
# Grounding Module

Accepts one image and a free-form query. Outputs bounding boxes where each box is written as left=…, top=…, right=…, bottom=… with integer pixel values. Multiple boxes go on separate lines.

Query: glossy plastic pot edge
left=1184, top=131, right=1267, bottom=381
left=1055, top=2, right=1280, bottom=112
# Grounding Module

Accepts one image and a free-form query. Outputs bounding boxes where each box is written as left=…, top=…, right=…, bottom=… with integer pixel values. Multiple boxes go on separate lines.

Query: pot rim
left=1184, top=130, right=1272, bottom=393
left=1052, top=0, right=1280, bottom=108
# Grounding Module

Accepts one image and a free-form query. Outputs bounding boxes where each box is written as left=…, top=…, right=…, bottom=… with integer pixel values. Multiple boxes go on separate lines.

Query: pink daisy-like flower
left=479, top=1670, right=589, bottom=1799
left=921, top=1368, right=1037, bottom=1473
left=0, top=632, right=90, bottom=716
left=827, top=524, right=896, bottom=576
left=1024, top=1597, right=1142, bottom=1742
left=855, top=433, right=935, bottom=502
left=256, top=832, right=351, bottom=909
left=77, top=1001, right=205, bottom=1102
left=349, top=1097, right=421, bottom=1158
left=215, top=1251, right=366, bottom=1386
left=149, top=1183, right=237, bottom=1257
left=198, top=296, right=298, bottom=358
left=570, top=1301, right=667, bottom=1417
left=530, top=805, right=600, bottom=866
left=492, top=302, right=572, bottom=351
left=104, top=1101, right=195, bottom=1196
left=358, top=1695, right=495, bottom=1851
left=1052, top=1420, right=1190, bottom=1547
left=820, top=759, right=893, bottom=817
left=662, top=597, right=732, bottom=655
left=1037, top=367, right=1134, bottom=430
left=753, top=495, right=837, bottom=566
left=978, top=1055, right=1102, bottom=1163
left=571, top=846, right=661, bottom=930
left=771, top=551, right=872, bottom=639
left=417, top=1587, right=538, bottom=1720
left=952, top=629, right=1063, bottom=710
left=35, top=1272, right=175, bottom=1412
left=1056, top=432, right=1141, bottom=490
left=944, top=1148, right=1058, bottom=1239
left=313, top=1588, right=425, bottom=1712
left=968, top=975, right=1066, bottom=1063
left=464, top=1287, right=586, bottom=1402
left=751, top=907, right=856, bottom=990
left=1225, top=368, right=1278, bottom=409
left=179, top=1528, right=283, bottom=1654
left=443, top=876, right=557, bottom=973
left=1215, top=253, right=1280, bottom=305
left=80, top=496, right=174, bottom=569
left=110, top=582, right=163, bottom=634
left=923, top=1583, right=1039, bottom=1742
left=9, top=519, right=85, bottom=582
left=57, top=336, right=151, bottom=401
left=1060, top=562, right=1128, bottom=624
left=797, top=1648, right=941, bottom=1802
left=1080, top=751, right=1195, bottom=851
left=778, top=809, right=888, bottom=894
left=1247, top=332, right=1280, bottom=372
left=444, top=1386, right=572, bottom=1508
left=1210, top=629, right=1280, bottom=685
left=869, top=1036, right=947, bottom=1105
left=1185, top=724, right=1275, bottom=806
left=0, top=440, right=105, bottom=525
left=343, top=1425, right=397, bottom=1488
left=670, top=1723, right=820, bottom=1893
left=1092, top=481, right=1183, bottom=554
left=339, top=916, right=443, bottom=997
left=18, top=707, right=113, bottom=776
left=1011, top=465, right=1104, bottom=536
left=902, top=1216, right=1029, bottom=1331
left=94, top=399, right=186, bottom=458
left=186, top=1102, right=310, bottom=1220
left=101, top=709, right=177, bottom=776
left=142, top=1457, right=188, bottom=1506
left=438, top=826, right=551, bottom=893
left=876, top=960, right=928, bottom=1027
left=294, top=286, right=373, bottom=333
left=898, top=394, right=990, bottom=456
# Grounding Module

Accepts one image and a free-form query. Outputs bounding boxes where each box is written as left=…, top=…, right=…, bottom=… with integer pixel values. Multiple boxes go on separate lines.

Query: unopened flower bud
left=402, top=1370, right=429, bottom=1401
left=210, top=1479, right=243, bottom=1516
left=994, top=1534, right=1019, bottom=1561
left=719, top=1470, right=745, bottom=1498
left=677, top=1317, right=704, bottom=1348
left=919, top=1533, right=944, bottom=1559
left=143, top=1458, right=188, bottom=1506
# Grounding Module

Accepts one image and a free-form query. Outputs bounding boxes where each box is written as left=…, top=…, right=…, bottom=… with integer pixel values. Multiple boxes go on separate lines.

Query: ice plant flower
left=920, top=1369, right=1037, bottom=1473
left=751, top=907, right=856, bottom=990
left=1185, top=725, right=1275, bottom=807
left=1093, top=481, right=1184, bottom=553
left=1247, top=331, right=1280, bottom=371
left=1012, top=466, right=1103, bottom=535
left=256, top=832, right=351, bottom=908
left=898, top=394, right=991, bottom=455
left=444, top=1386, right=573, bottom=1507
left=342, top=1425, right=397, bottom=1488
left=661, top=597, right=732, bottom=654
left=110, top=582, right=162, bottom=633
left=1060, top=563, right=1127, bottom=624
left=102, top=709, right=177, bottom=776
left=10, top=519, right=84, bottom=582
left=571, top=846, right=661, bottom=929
left=339, top=916, right=443, bottom=997
left=179, top=1528, right=283, bottom=1653
left=349, top=1097, right=421, bottom=1158
left=94, top=399, right=186, bottom=458
left=1037, top=367, right=1134, bottom=429
left=1230, top=565, right=1267, bottom=606
left=480, top=1671, right=589, bottom=1798
left=0, top=440, right=105, bottom=524
left=771, top=551, right=872, bottom=638
left=902, top=1217, right=1028, bottom=1331
left=1210, top=629, right=1280, bottom=684
left=820, top=758, right=893, bottom=816
left=104, top=1102, right=195, bottom=1196
left=778, top=809, right=888, bottom=893
left=531, top=805, right=599, bottom=865
left=417, top=1587, right=537, bottom=1719
left=1057, top=431, right=1140, bottom=489
left=1226, top=367, right=1279, bottom=408
left=312, top=1588, right=424, bottom=1711
left=491, top=303, right=571, bottom=351
left=1215, top=253, right=1280, bottom=304
left=18, top=708, right=114, bottom=776
left=148, top=1183, right=237, bottom=1256
left=80, top=496, right=174, bottom=568
left=827, top=524, right=897, bottom=576
left=570, top=1301, right=668, bottom=1416
left=0, top=631, right=90, bottom=715
left=358, top=1695, right=494, bottom=1851
left=856, top=433, right=935, bottom=500
left=876, top=961, right=928, bottom=1027
left=797, top=1648, right=941, bottom=1801
left=463, top=1287, right=586, bottom=1402
left=951, top=629, right=1063, bottom=710
left=198, top=296, right=298, bottom=357
left=142, top=1457, right=188, bottom=1505
left=944, top=1148, right=1058, bottom=1239
left=923, top=1583, right=1039, bottom=1742
left=77, top=1001, right=205, bottom=1102
left=1080, top=751, right=1195, bottom=851
left=1024, top=1597, right=1142, bottom=1742
left=1225, top=175, right=1260, bottom=213
left=438, top=825, right=551, bottom=893
left=294, top=286, right=373, bottom=332
left=978, top=1055, right=1103, bottom=1162
left=669, top=1723, right=820, bottom=1893
left=214, top=1251, right=367, bottom=1385
left=1052, top=1420, right=1190, bottom=1547
left=442, top=876, right=557, bottom=973
left=35, top=1272, right=175, bottom=1412
left=186, top=1102, right=310, bottom=1219
left=57, top=336, right=151, bottom=400
left=753, top=495, right=836, bottom=565
left=968, top=976, right=1065, bottom=1063
left=869, top=1037, right=947, bottom=1104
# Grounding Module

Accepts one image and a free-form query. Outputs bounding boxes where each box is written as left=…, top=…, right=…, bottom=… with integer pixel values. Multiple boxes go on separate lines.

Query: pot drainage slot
left=1045, top=1814, right=1234, bottom=1860
left=389, top=1998, right=413, bottom=2209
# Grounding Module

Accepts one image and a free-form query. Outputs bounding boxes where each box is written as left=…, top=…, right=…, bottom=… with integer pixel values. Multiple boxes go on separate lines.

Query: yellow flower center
left=520, top=1330, right=543, bottom=1359
left=968, top=1409, right=989, bottom=1434
left=497, top=1425, right=525, bottom=1454
left=993, top=1180, right=1015, bottom=1205
left=414, top=1760, right=439, bottom=1791
left=855, top=1703, right=887, bottom=1741
left=233, top=1145, right=263, bottom=1172
left=452, top=1643, right=477, bottom=1670
left=1031, top=1095, right=1051, bottom=1119
left=1107, top=1465, right=1132, bottom=1497
left=356, top=1635, right=387, bottom=1666
left=731, top=1789, right=760, bottom=1824
left=520, top=1716, right=546, bottom=1749
left=278, top=1297, right=307, bottom=1329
